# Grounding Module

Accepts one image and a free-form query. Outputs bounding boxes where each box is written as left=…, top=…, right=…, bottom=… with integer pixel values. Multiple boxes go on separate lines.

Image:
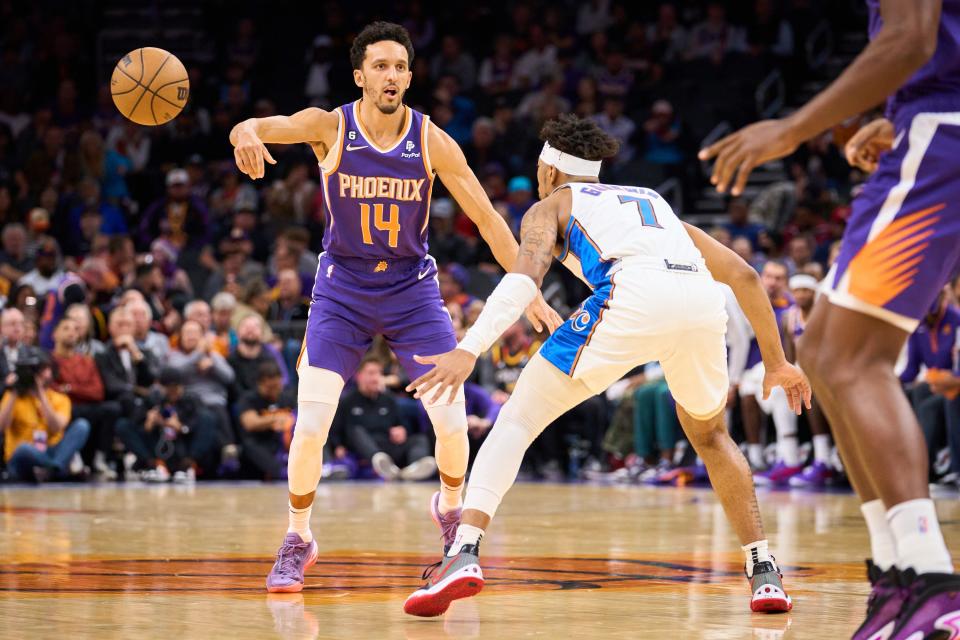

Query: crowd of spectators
left=4, top=1, right=945, bottom=489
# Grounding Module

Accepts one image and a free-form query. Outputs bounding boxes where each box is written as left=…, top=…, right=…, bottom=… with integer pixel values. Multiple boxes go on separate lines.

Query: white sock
left=447, top=524, right=484, bottom=557
left=778, top=435, right=800, bottom=467
left=861, top=500, right=897, bottom=571
left=288, top=503, right=313, bottom=543
left=742, top=539, right=772, bottom=577
left=748, top=444, right=765, bottom=468
left=887, top=499, right=953, bottom=575
left=812, top=434, right=831, bottom=463
left=439, top=479, right=464, bottom=514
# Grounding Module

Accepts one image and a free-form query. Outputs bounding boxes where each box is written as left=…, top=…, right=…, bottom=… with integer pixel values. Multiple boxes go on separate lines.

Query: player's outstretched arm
left=407, top=197, right=563, bottom=405
left=683, top=222, right=812, bottom=414
left=229, top=108, right=338, bottom=180
left=429, top=126, right=520, bottom=271
left=429, top=125, right=562, bottom=333
left=698, top=0, right=939, bottom=195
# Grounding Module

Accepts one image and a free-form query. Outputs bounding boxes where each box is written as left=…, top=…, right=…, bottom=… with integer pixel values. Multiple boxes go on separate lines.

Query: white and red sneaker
left=404, top=544, right=484, bottom=617
left=749, top=560, right=793, bottom=613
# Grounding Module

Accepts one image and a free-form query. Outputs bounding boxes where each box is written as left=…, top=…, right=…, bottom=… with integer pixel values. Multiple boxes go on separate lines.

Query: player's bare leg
left=424, top=398, right=470, bottom=550
left=266, top=368, right=343, bottom=593
left=799, top=300, right=956, bottom=639
left=676, top=406, right=792, bottom=613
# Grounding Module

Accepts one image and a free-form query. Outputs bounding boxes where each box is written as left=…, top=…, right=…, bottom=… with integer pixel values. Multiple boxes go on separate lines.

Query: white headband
left=789, top=274, right=819, bottom=291
left=539, top=141, right=602, bottom=177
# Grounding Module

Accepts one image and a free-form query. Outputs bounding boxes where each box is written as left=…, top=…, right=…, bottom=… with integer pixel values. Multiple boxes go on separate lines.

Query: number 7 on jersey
left=618, top=195, right=662, bottom=229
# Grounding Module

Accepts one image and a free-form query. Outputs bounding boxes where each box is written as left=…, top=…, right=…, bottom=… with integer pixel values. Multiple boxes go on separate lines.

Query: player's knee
left=293, top=400, right=336, bottom=441
left=498, top=397, right=546, bottom=442
left=679, top=408, right=727, bottom=451
left=688, top=422, right=728, bottom=452
left=425, top=401, right=468, bottom=444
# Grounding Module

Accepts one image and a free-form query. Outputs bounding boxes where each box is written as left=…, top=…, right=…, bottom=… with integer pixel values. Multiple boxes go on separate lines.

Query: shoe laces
left=276, top=540, right=309, bottom=576
left=438, top=512, right=459, bottom=544
left=421, top=559, right=443, bottom=581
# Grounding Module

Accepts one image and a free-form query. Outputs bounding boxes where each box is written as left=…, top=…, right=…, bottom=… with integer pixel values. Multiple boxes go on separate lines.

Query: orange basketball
left=111, top=47, right=189, bottom=126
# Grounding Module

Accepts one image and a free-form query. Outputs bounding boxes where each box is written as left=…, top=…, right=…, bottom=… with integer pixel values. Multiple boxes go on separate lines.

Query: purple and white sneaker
left=430, top=491, right=461, bottom=553
left=788, top=461, right=835, bottom=488
left=888, top=569, right=960, bottom=639
left=852, top=560, right=904, bottom=640
left=753, top=460, right=804, bottom=487
left=265, top=532, right=319, bottom=593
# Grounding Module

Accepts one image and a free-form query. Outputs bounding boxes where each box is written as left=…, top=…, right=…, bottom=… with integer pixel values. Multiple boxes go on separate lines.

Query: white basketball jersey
left=558, top=182, right=704, bottom=289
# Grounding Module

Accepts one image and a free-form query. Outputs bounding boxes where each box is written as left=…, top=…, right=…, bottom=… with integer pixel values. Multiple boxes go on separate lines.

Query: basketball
left=111, top=47, right=189, bottom=126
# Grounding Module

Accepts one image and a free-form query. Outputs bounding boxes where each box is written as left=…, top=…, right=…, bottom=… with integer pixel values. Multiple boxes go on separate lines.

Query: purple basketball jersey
left=868, top=0, right=960, bottom=118
left=300, top=100, right=455, bottom=383
left=318, top=101, right=433, bottom=268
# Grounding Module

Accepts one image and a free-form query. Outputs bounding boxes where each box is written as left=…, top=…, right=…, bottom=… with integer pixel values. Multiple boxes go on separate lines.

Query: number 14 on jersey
left=360, top=203, right=401, bottom=247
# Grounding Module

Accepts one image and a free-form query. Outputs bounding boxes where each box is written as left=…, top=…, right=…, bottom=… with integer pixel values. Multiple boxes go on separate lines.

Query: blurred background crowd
left=0, top=0, right=957, bottom=491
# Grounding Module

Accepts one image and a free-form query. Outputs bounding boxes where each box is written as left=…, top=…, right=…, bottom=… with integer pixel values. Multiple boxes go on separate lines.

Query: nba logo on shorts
left=919, top=516, right=929, bottom=533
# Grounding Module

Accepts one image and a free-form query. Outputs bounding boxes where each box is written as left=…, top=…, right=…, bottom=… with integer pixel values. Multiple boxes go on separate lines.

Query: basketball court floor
left=2, top=481, right=957, bottom=639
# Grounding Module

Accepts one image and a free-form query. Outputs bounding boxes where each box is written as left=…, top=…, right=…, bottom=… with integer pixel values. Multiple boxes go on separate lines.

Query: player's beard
left=374, top=87, right=404, bottom=114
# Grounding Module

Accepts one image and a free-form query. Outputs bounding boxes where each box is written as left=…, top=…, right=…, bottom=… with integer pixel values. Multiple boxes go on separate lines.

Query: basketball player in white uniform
left=402, top=115, right=811, bottom=618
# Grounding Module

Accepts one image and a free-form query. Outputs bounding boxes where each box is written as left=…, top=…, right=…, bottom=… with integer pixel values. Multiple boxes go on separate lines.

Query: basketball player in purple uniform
left=229, top=22, right=561, bottom=594
left=700, top=1, right=960, bottom=636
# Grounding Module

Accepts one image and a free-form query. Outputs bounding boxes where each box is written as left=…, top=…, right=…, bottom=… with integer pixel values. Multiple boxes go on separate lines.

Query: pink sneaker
left=430, top=491, right=461, bottom=553
left=753, top=460, right=804, bottom=487
left=265, top=533, right=319, bottom=593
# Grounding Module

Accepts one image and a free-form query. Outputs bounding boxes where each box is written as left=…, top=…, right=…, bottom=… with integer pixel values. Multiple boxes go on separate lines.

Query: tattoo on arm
left=517, top=205, right=557, bottom=282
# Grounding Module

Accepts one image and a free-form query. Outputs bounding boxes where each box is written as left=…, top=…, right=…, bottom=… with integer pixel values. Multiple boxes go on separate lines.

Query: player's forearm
left=458, top=274, right=538, bottom=357
left=730, top=272, right=788, bottom=369
left=475, top=213, right=519, bottom=273
left=229, top=115, right=308, bottom=146
left=784, top=22, right=937, bottom=144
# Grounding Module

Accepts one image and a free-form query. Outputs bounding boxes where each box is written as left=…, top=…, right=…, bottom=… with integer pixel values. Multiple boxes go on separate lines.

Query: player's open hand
left=525, top=293, right=563, bottom=334
left=844, top=118, right=894, bottom=173
left=233, top=128, right=276, bottom=180
left=698, top=119, right=801, bottom=196
left=762, top=361, right=812, bottom=416
left=407, top=349, right=478, bottom=405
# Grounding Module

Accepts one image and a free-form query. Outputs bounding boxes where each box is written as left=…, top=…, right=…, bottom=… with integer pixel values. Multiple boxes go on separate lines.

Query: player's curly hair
left=539, top=114, right=620, bottom=161
left=350, top=22, right=415, bottom=70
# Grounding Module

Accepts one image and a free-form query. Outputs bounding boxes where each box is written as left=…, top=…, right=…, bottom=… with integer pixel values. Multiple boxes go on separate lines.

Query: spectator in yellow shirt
left=0, top=350, right=90, bottom=482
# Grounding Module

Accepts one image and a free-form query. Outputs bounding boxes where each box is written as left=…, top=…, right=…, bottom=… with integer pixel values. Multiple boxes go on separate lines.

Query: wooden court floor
left=1, top=481, right=958, bottom=640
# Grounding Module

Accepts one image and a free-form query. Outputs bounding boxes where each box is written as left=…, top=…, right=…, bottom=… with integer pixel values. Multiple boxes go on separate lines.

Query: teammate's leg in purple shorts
left=799, top=111, right=960, bottom=637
